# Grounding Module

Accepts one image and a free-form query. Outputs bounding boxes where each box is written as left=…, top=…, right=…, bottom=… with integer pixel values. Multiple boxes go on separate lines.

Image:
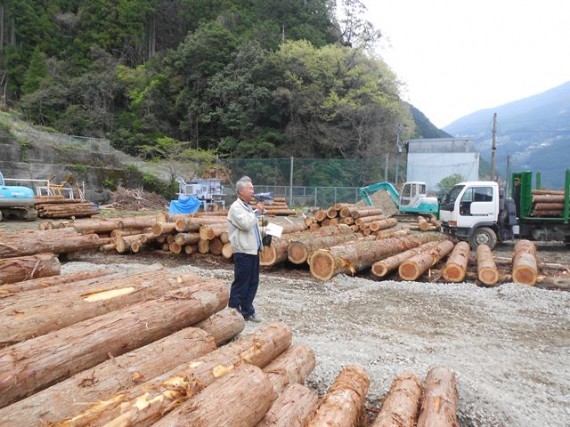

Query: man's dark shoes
left=245, top=314, right=262, bottom=323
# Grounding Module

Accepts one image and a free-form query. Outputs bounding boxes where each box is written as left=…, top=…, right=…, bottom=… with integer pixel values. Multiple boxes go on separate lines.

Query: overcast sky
left=360, top=0, right=570, bottom=128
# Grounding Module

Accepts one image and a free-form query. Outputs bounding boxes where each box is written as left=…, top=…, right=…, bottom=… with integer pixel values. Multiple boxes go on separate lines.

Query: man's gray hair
left=236, top=178, right=251, bottom=195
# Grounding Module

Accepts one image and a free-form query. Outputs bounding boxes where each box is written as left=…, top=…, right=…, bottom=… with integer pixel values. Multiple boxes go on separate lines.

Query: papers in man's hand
left=264, top=222, right=283, bottom=238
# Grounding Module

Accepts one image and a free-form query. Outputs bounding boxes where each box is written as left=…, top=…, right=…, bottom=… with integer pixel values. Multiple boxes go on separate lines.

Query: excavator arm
left=359, top=182, right=400, bottom=207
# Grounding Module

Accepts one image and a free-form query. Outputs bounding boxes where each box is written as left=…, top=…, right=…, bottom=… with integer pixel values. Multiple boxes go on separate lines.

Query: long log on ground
left=512, top=239, right=538, bottom=285
left=281, top=224, right=355, bottom=265
left=261, top=225, right=353, bottom=266
left=258, top=383, right=318, bottom=427
left=310, top=234, right=443, bottom=281
left=375, top=228, right=410, bottom=239
left=307, top=364, right=370, bottom=427
left=371, top=241, right=440, bottom=278
left=289, top=234, right=373, bottom=266
left=57, top=322, right=292, bottom=427
left=533, top=202, right=565, bottom=211
left=441, top=241, right=471, bottom=282
left=262, top=344, right=316, bottom=395
left=59, top=218, right=125, bottom=233
left=476, top=244, right=499, bottom=286
left=0, top=269, right=116, bottom=297
left=0, top=228, right=100, bottom=258
left=0, top=271, right=203, bottom=346
left=399, top=240, right=455, bottom=281
left=153, top=364, right=276, bottom=427
left=351, top=207, right=384, bottom=219
left=0, top=327, right=216, bottom=427
left=0, top=279, right=228, bottom=408
left=417, top=367, right=459, bottom=427
left=371, top=372, right=422, bottom=427
left=0, top=253, right=61, bottom=285
left=194, top=307, right=245, bottom=346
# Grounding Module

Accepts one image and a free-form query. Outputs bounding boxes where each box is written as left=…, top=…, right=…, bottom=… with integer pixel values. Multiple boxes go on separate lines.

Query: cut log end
left=399, top=262, right=420, bottom=281
left=478, top=267, right=499, bottom=286
left=513, top=266, right=537, bottom=286
left=260, top=246, right=277, bottom=266
left=287, top=242, right=309, bottom=264
left=309, top=251, right=336, bottom=281
left=442, top=264, right=465, bottom=282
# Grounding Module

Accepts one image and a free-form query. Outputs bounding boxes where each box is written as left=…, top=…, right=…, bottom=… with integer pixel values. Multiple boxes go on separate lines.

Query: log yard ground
left=1, top=212, right=569, bottom=427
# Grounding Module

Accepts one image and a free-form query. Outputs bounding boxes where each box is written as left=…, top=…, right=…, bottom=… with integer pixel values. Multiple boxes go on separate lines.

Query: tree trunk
left=262, top=344, right=316, bottom=395
left=307, top=364, right=370, bottom=427
left=199, top=223, right=228, bottom=240
left=371, top=241, right=440, bottom=278
left=194, top=307, right=245, bottom=346
left=0, top=253, right=60, bottom=285
left=150, top=221, right=177, bottom=236
left=60, top=322, right=292, bottom=427
left=208, top=237, right=224, bottom=255
left=477, top=244, right=499, bottom=286
left=198, top=238, right=210, bottom=253
left=368, top=217, right=398, bottom=232
left=115, top=233, right=155, bottom=253
left=351, top=207, right=384, bottom=219
left=174, top=232, right=200, bottom=246
left=0, top=279, right=228, bottom=408
left=0, top=229, right=100, bottom=258
left=417, top=367, right=459, bottom=427
left=441, top=241, right=471, bottom=282
left=399, top=240, right=455, bottom=281
left=258, top=383, right=318, bottom=427
left=1, top=271, right=210, bottom=346
left=221, top=242, right=233, bottom=258
left=310, top=234, right=442, bottom=281
left=0, top=328, right=216, bottom=427
left=512, top=239, right=538, bottom=285
left=371, top=373, right=422, bottom=427
left=153, top=364, right=276, bottom=427
left=174, top=215, right=227, bottom=232
left=261, top=225, right=352, bottom=266
left=354, top=214, right=387, bottom=225
left=289, top=233, right=370, bottom=266
left=0, top=269, right=115, bottom=296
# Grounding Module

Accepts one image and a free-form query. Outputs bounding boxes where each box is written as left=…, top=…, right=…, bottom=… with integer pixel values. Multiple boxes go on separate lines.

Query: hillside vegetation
left=0, top=0, right=440, bottom=174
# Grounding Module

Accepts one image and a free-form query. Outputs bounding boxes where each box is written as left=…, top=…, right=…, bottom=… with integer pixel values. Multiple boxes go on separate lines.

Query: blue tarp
left=169, top=195, right=202, bottom=214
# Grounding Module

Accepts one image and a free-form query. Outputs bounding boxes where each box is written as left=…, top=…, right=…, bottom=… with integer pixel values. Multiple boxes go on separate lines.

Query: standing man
left=227, top=177, right=265, bottom=322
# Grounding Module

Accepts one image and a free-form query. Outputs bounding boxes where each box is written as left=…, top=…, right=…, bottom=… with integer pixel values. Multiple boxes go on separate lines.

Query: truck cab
left=439, top=181, right=516, bottom=249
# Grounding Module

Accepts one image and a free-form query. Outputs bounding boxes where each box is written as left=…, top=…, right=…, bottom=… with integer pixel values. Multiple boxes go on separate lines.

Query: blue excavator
left=359, top=181, right=439, bottom=216
left=0, top=171, right=37, bottom=221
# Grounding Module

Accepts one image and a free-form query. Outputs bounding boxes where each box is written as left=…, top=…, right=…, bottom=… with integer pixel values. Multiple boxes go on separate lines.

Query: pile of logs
left=251, top=196, right=298, bottom=216
left=531, top=189, right=566, bottom=217
left=0, top=265, right=460, bottom=426
left=34, top=195, right=99, bottom=219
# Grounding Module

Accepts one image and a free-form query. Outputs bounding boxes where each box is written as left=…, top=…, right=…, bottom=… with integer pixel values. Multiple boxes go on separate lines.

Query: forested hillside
left=0, top=0, right=435, bottom=179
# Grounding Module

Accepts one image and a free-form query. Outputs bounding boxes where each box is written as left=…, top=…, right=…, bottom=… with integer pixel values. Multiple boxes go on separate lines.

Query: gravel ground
left=62, top=251, right=570, bottom=427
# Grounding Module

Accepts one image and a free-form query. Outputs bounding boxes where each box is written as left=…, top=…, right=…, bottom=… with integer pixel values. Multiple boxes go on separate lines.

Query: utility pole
left=491, top=112, right=497, bottom=181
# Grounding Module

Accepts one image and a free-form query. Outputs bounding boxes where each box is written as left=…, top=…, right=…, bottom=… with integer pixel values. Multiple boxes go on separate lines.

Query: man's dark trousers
left=229, top=252, right=260, bottom=318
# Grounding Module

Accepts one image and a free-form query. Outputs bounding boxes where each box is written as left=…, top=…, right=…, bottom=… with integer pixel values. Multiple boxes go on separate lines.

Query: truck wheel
left=469, top=227, right=497, bottom=250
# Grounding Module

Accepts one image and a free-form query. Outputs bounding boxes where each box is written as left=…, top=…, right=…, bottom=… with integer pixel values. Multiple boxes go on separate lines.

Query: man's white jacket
left=227, top=199, right=261, bottom=255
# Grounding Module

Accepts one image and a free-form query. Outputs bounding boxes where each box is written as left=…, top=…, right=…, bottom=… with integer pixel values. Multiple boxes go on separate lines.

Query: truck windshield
left=442, top=185, right=465, bottom=205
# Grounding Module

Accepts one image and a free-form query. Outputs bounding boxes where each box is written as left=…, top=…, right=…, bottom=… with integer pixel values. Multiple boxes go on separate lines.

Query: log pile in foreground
left=0, top=265, right=464, bottom=426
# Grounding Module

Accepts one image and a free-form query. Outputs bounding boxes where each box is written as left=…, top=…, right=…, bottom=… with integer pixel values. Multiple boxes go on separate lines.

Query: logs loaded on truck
left=439, top=169, right=570, bottom=249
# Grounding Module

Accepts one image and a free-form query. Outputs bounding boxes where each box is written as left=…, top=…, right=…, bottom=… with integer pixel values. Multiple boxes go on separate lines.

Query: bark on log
left=368, top=217, right=398, bottom=232
left=115, top=233, right=155, bottom=253
left=174, top=215, right=227, bottom=232
left=351, top=207, right=384, bottom=219
left=199, top=223, right=228, bottom=240
left=150, top=221, right=177, bottom=236
left=153, top=364, right=276, bottom=427
left=376, top=229, right=410, bottom=239
left=371, top=372, right=422, bottom=427
left=307, top=364, right=370, bottom=427
left=194, top=307, right=245, bottom=346
left=371, top=241, right=440, bottom=278
left=532, top=195, right=565, bottom=203
left=476, top=244, right=499, bottom=286
left=441, top=241, right=471, bottom=282
left=2, top=271, right=200, bottom=346
left=512, top=239, right=538, bottom=285
left=355, top=214, right=387, bottom=225
left=198, top=238, right=210, bottom=253
left=221, top=242, right=233, bottom=258
left=0, top=229, right=100, bottom=258
left=0, top=269, right=116, bottom=297
left=208, top=237, right=224, bottom=255
left=289, top=233, right=370, bottom=266
left=257, top=383, right=318, bottom=427
left=0, top=279, right=228, bottom=408
left=0, top=328, right=216, bottom=427
left=263, top=344, right=316, bottom=395
left=174, top=232, right=200, bottom=246
left=310, top=234, right=443, bottom=281
left=0, top=253, right=61, bottom=285
left=417, top=367, right=459, bottom=427
left=533, top=202, right=565, bottom=211
left=57, top=322, right=292, bottom=427
left=399, top=240, right=455, bottom=281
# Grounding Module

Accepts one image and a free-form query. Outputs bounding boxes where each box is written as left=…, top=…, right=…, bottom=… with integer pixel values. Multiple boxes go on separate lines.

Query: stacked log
left=477, top=244, right=499, bottom=286
left=531, top=189, right=565, bottom=217
left=398, top=240, right=455, bottom=281
left=310, top=233, right=444, bottom=281
left=371, top=240, right=440, bottom=278
left=512, top=239, right=538, bottom=285
left=252, top=196, right=297, bottom=216
left=34, top=196, right=98, bottom=219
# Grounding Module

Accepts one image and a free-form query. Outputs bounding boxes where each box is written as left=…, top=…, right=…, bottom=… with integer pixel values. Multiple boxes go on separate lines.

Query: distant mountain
left=443, top=81, right=570, bottom=188
left=409, top=104, right=452, bottom=139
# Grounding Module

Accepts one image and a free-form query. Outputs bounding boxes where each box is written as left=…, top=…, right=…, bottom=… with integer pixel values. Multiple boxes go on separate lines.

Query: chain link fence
left=220, top=155, right=407, bottom=208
